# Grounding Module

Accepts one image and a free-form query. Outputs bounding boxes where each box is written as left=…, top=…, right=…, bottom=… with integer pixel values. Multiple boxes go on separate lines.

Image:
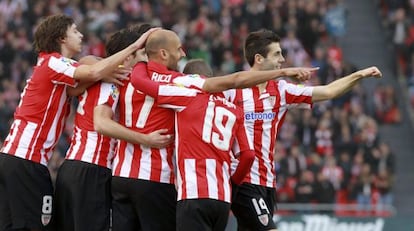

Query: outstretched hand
left=358, top=66, right=382, bottom=78
left=283, top=67, right=319, bottom=82
left=144, top=129, right=174, bottom=148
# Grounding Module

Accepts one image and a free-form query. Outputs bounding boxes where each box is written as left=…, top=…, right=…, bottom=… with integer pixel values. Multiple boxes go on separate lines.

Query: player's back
left=172, top=92, right=246, bottom=202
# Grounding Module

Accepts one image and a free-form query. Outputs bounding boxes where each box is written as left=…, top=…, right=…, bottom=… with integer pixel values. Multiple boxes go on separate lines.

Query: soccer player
left=183, top=58, right=214, bottom=77
left=226, top=29, right=382, bottom=231
left=53, top=26, right=169, bottom=231
left=0, top=14, right=151, bottom=231
left=131, top=30, right=315, bottom=230
left=132, top=61, right=256, bottom=231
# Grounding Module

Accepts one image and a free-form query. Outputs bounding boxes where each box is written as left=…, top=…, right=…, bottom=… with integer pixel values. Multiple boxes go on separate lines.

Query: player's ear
left=254, top=54, right=263, bottom=64
left=160, top=49, right=168, bottom=59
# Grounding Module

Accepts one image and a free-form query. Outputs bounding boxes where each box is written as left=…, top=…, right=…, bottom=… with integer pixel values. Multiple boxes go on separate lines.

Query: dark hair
left=33, top=14, right=74, bottom=53
left=105, top=23, right=154, bottom=56
left=244, top=29, right=281, bottom=67
left=183, top=59, right=213, bottom=77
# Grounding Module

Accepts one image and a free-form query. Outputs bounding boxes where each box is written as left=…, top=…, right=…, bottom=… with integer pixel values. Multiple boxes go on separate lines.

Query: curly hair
left=33, top=14, right=74, bottom=54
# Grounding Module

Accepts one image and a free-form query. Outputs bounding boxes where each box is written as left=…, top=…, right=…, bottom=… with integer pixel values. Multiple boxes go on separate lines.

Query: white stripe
left=159, top=85, right=200, bottom=97
left=206, top=159, right=218, bottom=200
left=81, top=131, right=98, bottom=164
left=66, top=127, right=82, bottom=159
left=44, top=86, right=67, bottom=150
left=159, top=148, right=171, bottom=183
left=184, top=159, right=197, bottom=199
left=1, top=119, right=21, bottom=153
left=49, top=56, right=76, bottom=80
left=14, top=121, right=37, bottom=159
left=124, top=84, right=134, bottom=127
left=250, top=156, right=260, bottom=185
left=222, top=162, right=231, bottom=202
left=138, top=145, right=151, bottom=180
left=119, top=143, right=134, bottom=177
left=261, top=98, right=275, bottom=187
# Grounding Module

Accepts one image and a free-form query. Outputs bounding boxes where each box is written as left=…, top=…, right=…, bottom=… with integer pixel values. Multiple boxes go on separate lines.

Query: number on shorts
left=42, top=195, right=53, bottom=215
left=251, top=198, right=270, bottom=215
left=202, top=101, right=236, bottom=151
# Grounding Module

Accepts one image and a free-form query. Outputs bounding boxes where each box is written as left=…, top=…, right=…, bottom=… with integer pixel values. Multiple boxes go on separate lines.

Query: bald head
left=146, top=29, right=179, bottom=58
left=145, top=29, right=185, bottom=71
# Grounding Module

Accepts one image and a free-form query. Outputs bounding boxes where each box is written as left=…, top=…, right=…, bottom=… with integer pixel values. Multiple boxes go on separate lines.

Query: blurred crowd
left=0, top=0, right=397, bottom=215
left=379, top=0, right=414, bottom=113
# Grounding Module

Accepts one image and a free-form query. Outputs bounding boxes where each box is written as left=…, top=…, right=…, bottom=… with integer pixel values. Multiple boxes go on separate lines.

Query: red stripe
left=251, top=88, right=267, bottom=186
left=197, top=160, right=208, bottom=198
left=114, top=141, right=127, bottom=176
left=216, top=161, right=224, bottom=201
left=129, top=145, right=142, bottom=178
left=74, top=129, right=87, bottom=160
left=285, top=91, right=312, bottom=105
left=7, top=121, right=26, bottom=156
left=150, top=149, right=162, bottom=181
left=179, top=159, right=187, bottom=199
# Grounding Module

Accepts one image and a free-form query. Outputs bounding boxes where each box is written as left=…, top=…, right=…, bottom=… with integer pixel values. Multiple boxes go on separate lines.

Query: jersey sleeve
left=277, top=80, right=314, bottom=109
left=47, top=56, right=78, bottom=87
left=130, top=62, right=160, bottom=98
left=131, top=62, right=202, bottom=110
left=97, top=82, right=120, bottom=109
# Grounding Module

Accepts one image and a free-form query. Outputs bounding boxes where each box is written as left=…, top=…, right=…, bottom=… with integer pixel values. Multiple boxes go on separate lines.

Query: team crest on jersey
left=258, top=214, right=269, bottom=226
left=268, top=96, right=276, bottom=106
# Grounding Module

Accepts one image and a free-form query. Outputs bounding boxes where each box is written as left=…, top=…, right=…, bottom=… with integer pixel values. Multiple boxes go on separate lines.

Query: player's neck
left=250, top=66, right=268, bottom=93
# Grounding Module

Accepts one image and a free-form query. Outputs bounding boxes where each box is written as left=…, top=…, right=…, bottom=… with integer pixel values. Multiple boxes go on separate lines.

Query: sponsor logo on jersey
left=60, top=57, right=77, bottom=65
left=110, top=84, right=119, bottom=99
left=244, top=112, right=276, bottom=121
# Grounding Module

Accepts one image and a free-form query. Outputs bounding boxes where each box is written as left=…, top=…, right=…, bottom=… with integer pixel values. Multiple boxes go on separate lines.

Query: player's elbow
left=93, top=121, right=105, bottom=134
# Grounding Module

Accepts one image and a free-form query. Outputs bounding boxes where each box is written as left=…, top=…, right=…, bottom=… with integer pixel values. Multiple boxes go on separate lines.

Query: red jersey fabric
left=66, top=82, right=119, bottom=168
left=1, top=52, right=78, bottom=166
left=224, top=80, right=314, bottom=188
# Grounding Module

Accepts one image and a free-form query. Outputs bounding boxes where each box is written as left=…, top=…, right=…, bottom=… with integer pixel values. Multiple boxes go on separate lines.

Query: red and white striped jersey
left=152, top=84, right=253, bottom=203
left=1, top=52, right=78, bottom=166
left=65, top=82, right=119, bottom=168
left=224, top=80, right=314, bottom=188
left=112, top=61, right=183, bottom=184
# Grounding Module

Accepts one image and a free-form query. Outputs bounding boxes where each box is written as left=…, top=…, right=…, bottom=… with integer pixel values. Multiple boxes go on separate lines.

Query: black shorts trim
left=231, top=183, right=277, bottom=231
left=111, top=177, right=177, bottom=231
left=53, top=160, right=112, bottom=231
left=0, top=153, right=54, bottom=230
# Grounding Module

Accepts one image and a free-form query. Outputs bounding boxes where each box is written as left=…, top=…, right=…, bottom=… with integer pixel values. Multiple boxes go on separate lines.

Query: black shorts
left=176, top=199, right=230, bottom=231
left=0, top=153, right=54, bottom=230
left=53, top=160, right=111, bottom=231
left=111, top=177, right=177, bottom=231
left=231, top=183, right=277, bottom=231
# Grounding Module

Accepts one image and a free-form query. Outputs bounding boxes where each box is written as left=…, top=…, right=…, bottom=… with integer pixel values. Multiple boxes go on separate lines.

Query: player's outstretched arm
left=73, top=28, right=159, bottom=84
left=312, top=66, right=382, bottom=102
left=94, top=104, right=172, bottom=148
left=201, top=67, right=318, bottom=93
